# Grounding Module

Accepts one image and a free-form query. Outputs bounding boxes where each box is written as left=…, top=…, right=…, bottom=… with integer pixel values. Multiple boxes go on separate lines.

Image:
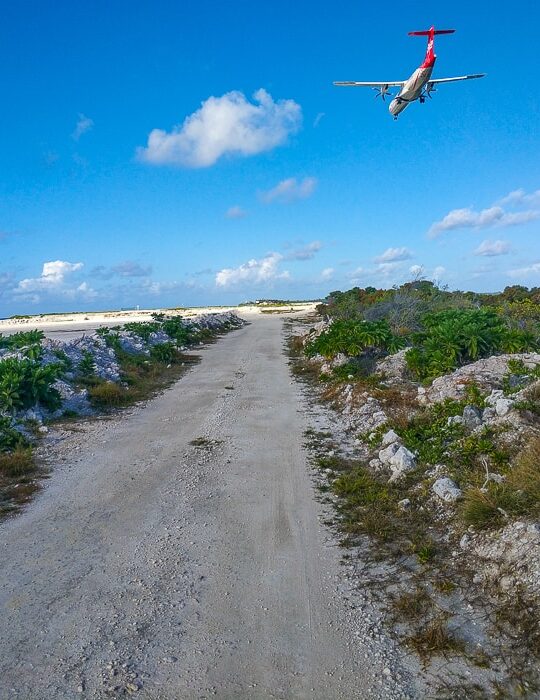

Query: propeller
left=372, top=84, right=393, bottom=101
left=421, top=84, right=437, bottom=101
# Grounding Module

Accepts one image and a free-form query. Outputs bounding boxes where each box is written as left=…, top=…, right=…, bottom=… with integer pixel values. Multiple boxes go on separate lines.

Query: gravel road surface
left=0, top=316, right=416, bottom=699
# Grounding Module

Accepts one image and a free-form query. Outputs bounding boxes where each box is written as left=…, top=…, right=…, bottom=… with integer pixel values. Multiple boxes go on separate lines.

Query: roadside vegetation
left=0, top=311, right=244, bottom=519
left=290, top=281, right=540, bottom=696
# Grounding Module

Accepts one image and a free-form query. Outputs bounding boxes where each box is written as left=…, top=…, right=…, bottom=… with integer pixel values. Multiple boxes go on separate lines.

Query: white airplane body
left=334, top=27, right=485, bottom=119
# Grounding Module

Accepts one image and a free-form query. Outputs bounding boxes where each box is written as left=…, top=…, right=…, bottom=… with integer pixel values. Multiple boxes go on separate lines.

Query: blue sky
left=1, top=0, right=539, bottom=314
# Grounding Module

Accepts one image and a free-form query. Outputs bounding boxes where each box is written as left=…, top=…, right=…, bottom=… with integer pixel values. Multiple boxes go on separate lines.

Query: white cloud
left=497, top=188, right=540, bottom=206
left=508, top=262, right=540, bottom=278
left=260, top=177, right=317, bottom=203
left=313, top=112, right=325, bottom=127
left=376, top=262, right=402, bottom=276
left=17, top=260, right=83, bottom=293
left=285, top=241, right=322, bottom=260
left=473, top=239, right=511, bottom=257
left=137, top=88, right=301, bottom=168
left=72, top=113, right=94, bottom=140
left=225, top=205, right=247, bottom=219
left=215, top=252, right=290, bottom=288
left=374, top=246, right=413, bottom=263
left=432, top=266, right=446, bottom=280
left=428, top=206, right=539, bottom=238
left=321, top=267, right=334, bottom=280
left=14, top=260, right=96, bottom=303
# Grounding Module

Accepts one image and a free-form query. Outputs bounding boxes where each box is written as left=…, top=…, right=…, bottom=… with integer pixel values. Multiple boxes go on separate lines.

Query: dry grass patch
left=0, top=448, right=36, bottom=478
left=392, top=587, right=433, bottom=622
left=0, top=448, right=41, bottom=519
left=405, top=615, right=466, bottom=661
left=88, top=381, right=131, bottom=407
left=507, top=437, right=540, bottom=516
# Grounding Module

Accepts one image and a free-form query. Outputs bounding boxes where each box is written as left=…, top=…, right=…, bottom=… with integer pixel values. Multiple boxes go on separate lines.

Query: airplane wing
left=333, top=81, right=405, bottom=87
left=428, top=73, right=486, bottom=84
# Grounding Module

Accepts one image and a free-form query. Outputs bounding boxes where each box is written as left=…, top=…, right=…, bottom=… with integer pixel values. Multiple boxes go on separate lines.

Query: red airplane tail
left=409, top=26, right=455, bottom=68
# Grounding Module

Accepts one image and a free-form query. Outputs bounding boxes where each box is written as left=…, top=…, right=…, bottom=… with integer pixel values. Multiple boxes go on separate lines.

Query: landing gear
left=419, top=95, right=425, bottom=104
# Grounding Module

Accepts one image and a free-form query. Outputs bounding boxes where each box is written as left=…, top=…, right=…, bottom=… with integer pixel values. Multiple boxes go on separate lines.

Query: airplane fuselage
left=389, top=65, right=433, bottom=117
left=333, top=27, right=485, bottom=120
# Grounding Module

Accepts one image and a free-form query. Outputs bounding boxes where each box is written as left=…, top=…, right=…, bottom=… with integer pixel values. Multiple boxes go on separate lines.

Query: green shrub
left=0, top=358, right=62, bottom=413
left=306, top=319, right=405, bottom=359
left=149, top=342, right=178, bottom=363
left=0, top=330, right=45, bottom=350
left=161, top=317, right=193, bottom=345
left=77, top=350, right=96, bottom=377
left=0, top=416, right=26, bottom=451
left=123, top=321, right=161, bottom=342
left=405, top=308, right=537, bottom=381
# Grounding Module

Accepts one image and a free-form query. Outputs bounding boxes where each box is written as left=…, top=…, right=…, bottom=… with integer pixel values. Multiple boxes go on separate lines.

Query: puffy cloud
left=508, top=262, right=540, bottom=278
left=225, top=205, right=247, bottom=219
left=215, top=252, right=290, bottom=288
left=321, top=267, right=334, bottom=280
left=428, top=206, right=539, bottom=238
left=374, top=247, right=413, bottom=263
left=473, top=239, right=511, bottom=257
left=433, top=266, right=446, bottom=280
left=376, top=262, right=402, bottom=276
left=137, top=88, right=301, bottom=168
left=260, top=177, right=317, bottom=203
left=16, top=260, right=83, bottom=293
left=429, top=188, right=540, bottom=238
left=409, top=264, right=424, bottom=276
left=285, top=241, right=322, bottom=260
left=72, top=113, right=94, bottom=140
left=14, top=261, right=97, bottom=303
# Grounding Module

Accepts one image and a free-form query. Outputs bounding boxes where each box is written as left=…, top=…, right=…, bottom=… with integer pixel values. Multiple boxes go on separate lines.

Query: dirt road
left=0, top=316, right=414, bottom=699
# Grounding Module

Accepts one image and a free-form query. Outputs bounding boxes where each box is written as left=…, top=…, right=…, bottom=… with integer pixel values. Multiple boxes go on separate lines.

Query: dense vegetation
left=316, top=282, right=540, bottom=380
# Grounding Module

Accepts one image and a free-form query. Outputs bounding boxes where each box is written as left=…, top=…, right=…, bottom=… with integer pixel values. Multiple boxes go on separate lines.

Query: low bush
left=77, top=350, right=96, bottom=377
left=507, top=437, right=540, bottom=516
left=123, top=321, right=162, bottom=342
left=149, top=342, right=178, bottom=363
left=0, top=448, right=35, bottom=478
left=0, top=357, right=62, bottom=413
left=0, top=330, right=45, bottom=350
left=305, top=319, right=405, bottom=359
left=406, top=308, right=538, bottom=381
left=0, top=416, right=27, bottom=451
left=87, top=380, right=131, bottom=407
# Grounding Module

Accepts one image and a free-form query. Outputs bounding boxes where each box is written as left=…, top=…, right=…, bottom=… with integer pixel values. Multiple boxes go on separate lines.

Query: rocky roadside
left=287, top=315, right=540, bottom=698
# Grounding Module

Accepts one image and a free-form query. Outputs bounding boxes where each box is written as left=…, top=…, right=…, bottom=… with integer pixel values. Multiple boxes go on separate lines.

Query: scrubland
left=289, top=281, right=540, bottom=697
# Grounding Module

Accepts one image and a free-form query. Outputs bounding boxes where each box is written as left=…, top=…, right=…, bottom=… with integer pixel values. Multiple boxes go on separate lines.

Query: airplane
left=334, top=27, right=485, bottom=119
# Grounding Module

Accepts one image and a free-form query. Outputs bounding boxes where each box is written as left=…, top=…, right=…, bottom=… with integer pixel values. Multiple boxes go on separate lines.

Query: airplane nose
left=389, top=99, right=398, bottom=114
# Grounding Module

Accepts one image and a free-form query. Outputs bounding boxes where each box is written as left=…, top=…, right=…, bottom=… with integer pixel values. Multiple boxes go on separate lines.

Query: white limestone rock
left=432, top=477, right=462, bottom=503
